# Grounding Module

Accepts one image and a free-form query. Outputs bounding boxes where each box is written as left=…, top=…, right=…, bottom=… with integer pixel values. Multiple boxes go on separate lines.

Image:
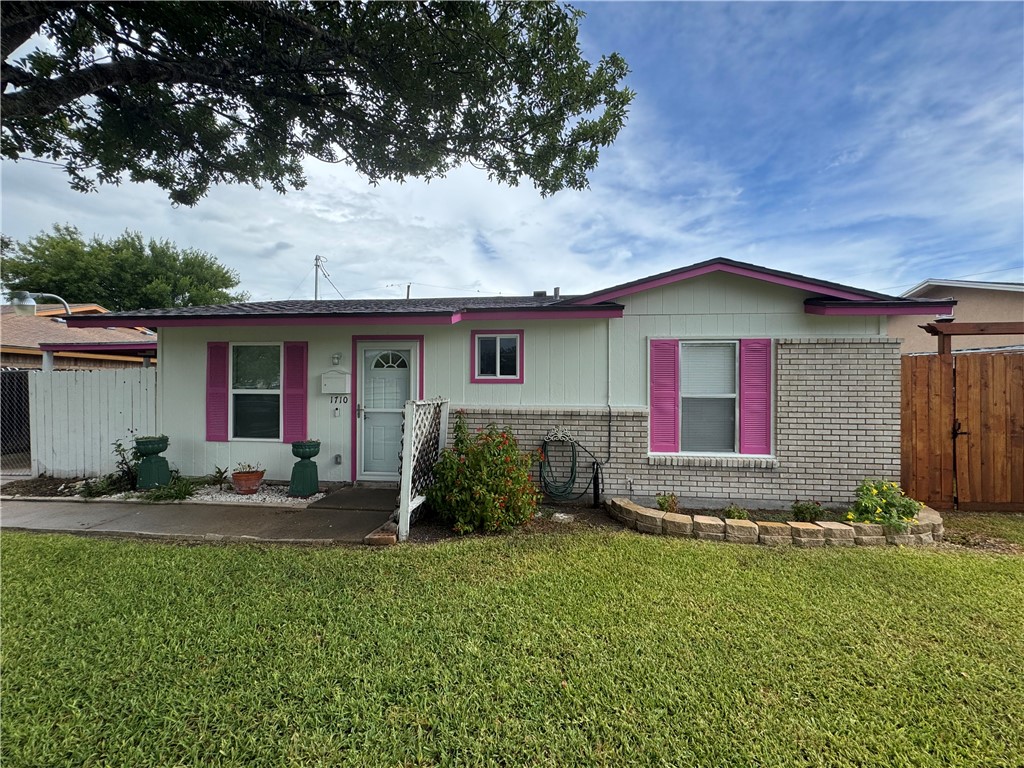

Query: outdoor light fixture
left=10, top=290, right=71, bottom=316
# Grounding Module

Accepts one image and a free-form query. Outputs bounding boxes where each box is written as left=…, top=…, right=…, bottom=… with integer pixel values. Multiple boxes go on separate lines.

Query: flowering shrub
left=847, top=479, right=921, bottom=531
left=426, top=412, right=541, bottom=534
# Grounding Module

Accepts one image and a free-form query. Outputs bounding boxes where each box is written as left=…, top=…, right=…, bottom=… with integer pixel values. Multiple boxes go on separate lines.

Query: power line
left=880, top=265, right=1024, bottom=292
left=285, top=265, right=315, bottom=300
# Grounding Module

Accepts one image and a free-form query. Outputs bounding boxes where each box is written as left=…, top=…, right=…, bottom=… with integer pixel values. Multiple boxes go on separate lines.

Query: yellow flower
left=875, top=506, right=882, bottom=514
left=871, top=488, right=878, bottom=495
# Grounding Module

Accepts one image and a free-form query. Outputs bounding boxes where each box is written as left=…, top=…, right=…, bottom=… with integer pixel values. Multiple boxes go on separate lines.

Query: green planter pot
left=289, top=441, right=320, bottom=497
left=135, top=435, right=170, bottom=489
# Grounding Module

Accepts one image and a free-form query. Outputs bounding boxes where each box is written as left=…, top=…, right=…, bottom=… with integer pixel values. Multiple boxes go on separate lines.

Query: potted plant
left=231, top=462, right=265, bottom=495
left=290, top=439, right=321, bottom=460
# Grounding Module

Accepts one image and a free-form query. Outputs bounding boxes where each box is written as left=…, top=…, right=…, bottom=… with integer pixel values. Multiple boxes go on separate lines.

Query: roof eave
left=803, top=298, right=958, bottom=316
left=66, top=305, right=623, bottom=329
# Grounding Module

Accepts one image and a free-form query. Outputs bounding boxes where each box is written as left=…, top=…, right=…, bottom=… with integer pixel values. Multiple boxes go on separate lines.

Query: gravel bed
left=188, top=483, right=325, bottom=506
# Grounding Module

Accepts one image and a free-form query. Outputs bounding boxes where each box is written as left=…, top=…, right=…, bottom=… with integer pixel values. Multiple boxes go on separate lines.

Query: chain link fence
left=1, top=368, right=32, bottom=476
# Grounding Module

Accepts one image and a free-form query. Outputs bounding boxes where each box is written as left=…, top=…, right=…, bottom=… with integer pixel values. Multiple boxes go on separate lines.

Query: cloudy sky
left=2, top=2, right=1022, bottom=302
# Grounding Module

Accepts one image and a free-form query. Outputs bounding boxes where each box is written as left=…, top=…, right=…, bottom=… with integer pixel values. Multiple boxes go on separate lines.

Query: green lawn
left=2, top=531, right=1022, bottom=767
left=943, top=511, right=1024, bottom=546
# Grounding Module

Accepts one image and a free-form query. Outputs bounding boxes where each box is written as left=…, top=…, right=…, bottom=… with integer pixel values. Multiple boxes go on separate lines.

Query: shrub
left=426, top=412, right=541, bottom=534
left=79, top=437, right=140, bottom=497
left=655, top=493, right=678, bottom=515
left=723, top=504, right=749, bottom=520
left=848, top=479, right=921, bottom=531
left=209, top=466, right=230, bottom=491
left=142, top=474, right=196, bottom=502
left=791, top=500, right=824, bottom=523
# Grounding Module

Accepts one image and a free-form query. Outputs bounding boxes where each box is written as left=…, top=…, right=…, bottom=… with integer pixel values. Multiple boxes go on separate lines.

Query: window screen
left=680, top=343, right=737, bottom=452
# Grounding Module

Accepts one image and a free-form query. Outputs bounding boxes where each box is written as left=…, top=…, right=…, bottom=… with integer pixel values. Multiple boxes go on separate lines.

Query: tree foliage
left=1, top=225, right=248, bottom=310
left=1, top=1, right=633, bottom=205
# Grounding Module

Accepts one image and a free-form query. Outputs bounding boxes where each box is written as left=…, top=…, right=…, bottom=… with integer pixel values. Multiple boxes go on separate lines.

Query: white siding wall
left=610, top=272, right=885, bottom=405
left=158, top=320, right=609, bottom=481
left=157, top=272, right=887, bottom=480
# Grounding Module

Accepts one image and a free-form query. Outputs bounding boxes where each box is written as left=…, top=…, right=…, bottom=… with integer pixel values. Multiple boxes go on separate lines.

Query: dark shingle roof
left=104, top=294, right=575, bottom=319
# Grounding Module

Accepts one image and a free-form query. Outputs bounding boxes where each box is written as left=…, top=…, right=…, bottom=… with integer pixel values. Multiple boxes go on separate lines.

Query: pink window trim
left=739, top=338, right=772, bottom=455
left=648, top=339, right=680, bottom=453
left=206, top=341, right=229, bottom=442
left=281, top=341, right=308, bottom=443
left=470, top=330, right=525, bottom=384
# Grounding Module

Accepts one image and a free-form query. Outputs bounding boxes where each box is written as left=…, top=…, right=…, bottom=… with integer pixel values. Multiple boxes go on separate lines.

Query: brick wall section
left=450, top=338, right=901, bottom=506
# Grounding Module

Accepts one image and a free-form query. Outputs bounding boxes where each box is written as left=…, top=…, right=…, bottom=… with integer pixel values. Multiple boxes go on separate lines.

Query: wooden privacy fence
left=29, top=368, right=158, bottom=478
left=902, top=351, right=1024, bottom=511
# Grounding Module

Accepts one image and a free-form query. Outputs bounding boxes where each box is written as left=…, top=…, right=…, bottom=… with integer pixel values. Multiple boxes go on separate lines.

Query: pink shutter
left=206, top=342, right=229, bottom=442
left=282, top=342, right=308, bottom=443
left=649, top=339, right=680, bottom=452
left=739, top=338, right=771, bottom=454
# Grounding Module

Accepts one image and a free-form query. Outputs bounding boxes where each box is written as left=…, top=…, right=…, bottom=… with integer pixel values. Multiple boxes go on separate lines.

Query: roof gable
left=902, top=278, right=1024, bottom=297
left=564, top=257, right=896, bottom=305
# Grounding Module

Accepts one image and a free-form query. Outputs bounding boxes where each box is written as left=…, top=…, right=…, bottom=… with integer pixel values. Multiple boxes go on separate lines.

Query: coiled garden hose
left=540, top=428, right=604, bottom=503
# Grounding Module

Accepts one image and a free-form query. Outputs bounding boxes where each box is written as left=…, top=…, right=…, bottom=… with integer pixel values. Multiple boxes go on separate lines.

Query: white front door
left=357, top=343, right=416, bottom=479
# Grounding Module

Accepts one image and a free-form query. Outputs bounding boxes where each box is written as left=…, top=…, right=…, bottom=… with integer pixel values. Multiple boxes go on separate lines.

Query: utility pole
left=312, top=254, right=345, bottom=300
left=314, top=254, right=324, bottom=300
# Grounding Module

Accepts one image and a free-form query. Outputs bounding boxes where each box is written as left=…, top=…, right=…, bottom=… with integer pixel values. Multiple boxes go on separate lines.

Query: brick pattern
left=451, top=338, right=901, bottom=506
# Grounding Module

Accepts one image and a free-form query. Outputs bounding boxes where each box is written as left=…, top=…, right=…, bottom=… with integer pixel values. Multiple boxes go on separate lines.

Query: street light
left=9, top=290, right=71, bottom=316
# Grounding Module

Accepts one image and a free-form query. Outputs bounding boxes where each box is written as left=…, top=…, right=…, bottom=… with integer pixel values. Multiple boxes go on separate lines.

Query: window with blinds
left=679, top=342, right=737, bottom=452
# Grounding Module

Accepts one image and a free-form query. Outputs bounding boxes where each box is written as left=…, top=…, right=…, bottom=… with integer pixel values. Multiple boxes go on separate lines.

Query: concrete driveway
left=0, top=498, right=392, bottom=544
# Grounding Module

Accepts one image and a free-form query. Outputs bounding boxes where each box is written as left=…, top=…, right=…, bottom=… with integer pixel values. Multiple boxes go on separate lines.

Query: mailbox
left=321, top=371, right=351, bottom=394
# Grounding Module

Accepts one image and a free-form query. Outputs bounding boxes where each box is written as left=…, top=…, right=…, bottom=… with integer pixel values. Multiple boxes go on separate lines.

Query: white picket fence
left=29, top=369, right=158, bottom=478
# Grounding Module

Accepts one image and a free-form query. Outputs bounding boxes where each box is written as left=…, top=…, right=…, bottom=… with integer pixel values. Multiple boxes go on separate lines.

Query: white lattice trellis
left=397, top=398, right=450, bottom=541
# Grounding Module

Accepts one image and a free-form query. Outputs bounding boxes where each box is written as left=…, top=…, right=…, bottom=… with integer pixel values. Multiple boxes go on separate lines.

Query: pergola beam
left=918, top=321, right=1024, bottom=356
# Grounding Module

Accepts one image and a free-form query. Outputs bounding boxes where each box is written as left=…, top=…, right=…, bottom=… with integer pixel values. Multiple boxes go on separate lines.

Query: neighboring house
left=889, top=279, right=1024, bottom=354
left=68, top=258, right=953, bottom=504
left=0, top=303, right=157, bottom=370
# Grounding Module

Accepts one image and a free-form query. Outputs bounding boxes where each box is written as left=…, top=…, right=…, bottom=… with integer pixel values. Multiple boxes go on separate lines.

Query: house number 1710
left=330, top=395, right=349, bottom=404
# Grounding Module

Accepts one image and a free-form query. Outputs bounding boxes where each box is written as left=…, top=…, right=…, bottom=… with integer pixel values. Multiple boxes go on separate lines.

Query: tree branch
left=2, top=57, right=240, bottom=119
left=0, top=0, right=69, bottom=61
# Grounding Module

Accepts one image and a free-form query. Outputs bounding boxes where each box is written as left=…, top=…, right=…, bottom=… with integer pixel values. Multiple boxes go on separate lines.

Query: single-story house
left=68, top=258, right=954, bottom=504
left=888, top=278, right=1023, bottom=354
left=1, top=303, right=157, bottom=370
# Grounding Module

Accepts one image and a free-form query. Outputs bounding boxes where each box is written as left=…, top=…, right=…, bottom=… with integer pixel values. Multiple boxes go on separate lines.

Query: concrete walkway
left=0, top=498, right=391, bottom=544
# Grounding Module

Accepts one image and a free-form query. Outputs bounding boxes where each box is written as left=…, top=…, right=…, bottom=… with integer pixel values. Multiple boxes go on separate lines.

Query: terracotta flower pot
left=231, top=470, right=265, bottom=495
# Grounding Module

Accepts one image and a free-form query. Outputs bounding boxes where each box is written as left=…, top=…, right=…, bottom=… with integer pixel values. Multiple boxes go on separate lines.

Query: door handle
left=356, top=403, right=364, bottom=418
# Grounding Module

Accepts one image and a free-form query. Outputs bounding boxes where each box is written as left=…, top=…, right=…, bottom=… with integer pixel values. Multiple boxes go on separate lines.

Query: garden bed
left=607, top=498, right=943, bottom=547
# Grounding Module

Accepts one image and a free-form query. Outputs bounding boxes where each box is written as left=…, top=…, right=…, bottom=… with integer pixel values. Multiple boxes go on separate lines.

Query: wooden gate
left=902, top=351, right=1024, bottom=511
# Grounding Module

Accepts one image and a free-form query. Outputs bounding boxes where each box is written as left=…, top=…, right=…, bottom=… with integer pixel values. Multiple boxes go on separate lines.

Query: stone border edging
left=606, top=499, right=944, bottom=547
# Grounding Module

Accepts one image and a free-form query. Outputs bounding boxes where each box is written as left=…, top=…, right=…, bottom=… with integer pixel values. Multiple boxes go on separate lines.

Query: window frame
left=228, top=341, right=283, bottom=441
left=470, top=330, right=524, bottom=384
left=678, top=340, right=739, bottom=454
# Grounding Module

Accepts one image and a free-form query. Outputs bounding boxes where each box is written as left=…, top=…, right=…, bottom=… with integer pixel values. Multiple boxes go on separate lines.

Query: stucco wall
left=454, top=338, right=901, bottom=505
left=889, top=285, right=1024, bottom=353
